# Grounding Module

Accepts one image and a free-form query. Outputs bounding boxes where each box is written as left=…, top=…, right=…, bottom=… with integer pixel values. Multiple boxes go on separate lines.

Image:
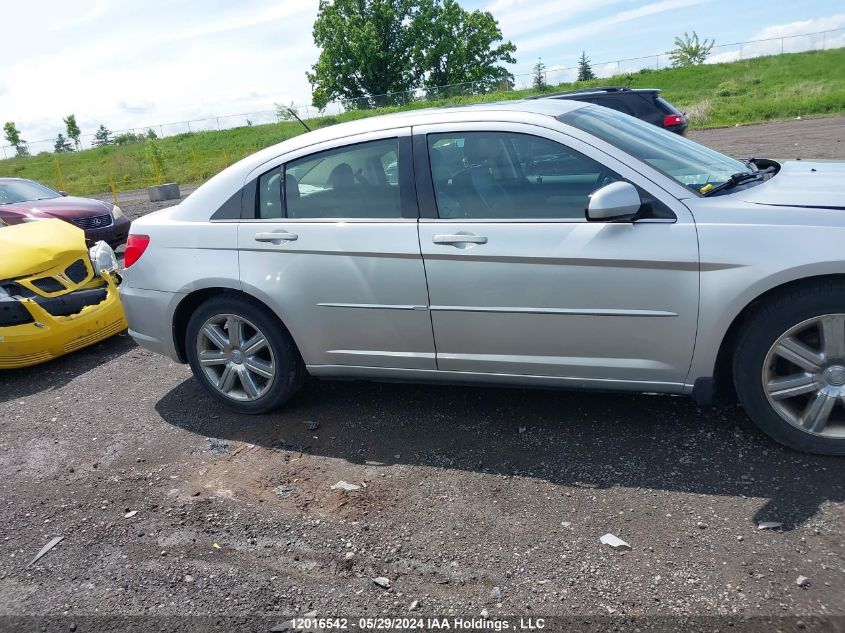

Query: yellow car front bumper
left=0, top=272, right=126, bottom=369
left=0, top=220, right=128, bottom=369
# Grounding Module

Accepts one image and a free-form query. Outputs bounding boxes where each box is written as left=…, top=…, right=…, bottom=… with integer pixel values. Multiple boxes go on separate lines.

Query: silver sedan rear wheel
left=763, top=314, right=845, bottom=438
left=196, top=313, right=276, bottom=401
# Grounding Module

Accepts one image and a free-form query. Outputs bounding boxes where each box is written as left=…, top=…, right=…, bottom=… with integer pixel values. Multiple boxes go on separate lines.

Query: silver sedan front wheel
left=763, top=314, right=845, bottom=438
left=196, top=313, right=276, bottom=401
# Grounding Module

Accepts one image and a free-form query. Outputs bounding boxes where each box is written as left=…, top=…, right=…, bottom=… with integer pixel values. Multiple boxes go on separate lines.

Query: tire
left=185, top=293, right=306, bottom=414
left=734, top=281, right=845, bottom=455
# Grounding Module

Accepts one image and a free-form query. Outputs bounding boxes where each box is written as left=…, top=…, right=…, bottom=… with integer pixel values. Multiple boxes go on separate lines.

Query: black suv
left=535, top=87, right=688, bottom=135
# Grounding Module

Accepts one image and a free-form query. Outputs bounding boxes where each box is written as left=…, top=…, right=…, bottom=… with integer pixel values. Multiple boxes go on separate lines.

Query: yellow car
left=0, top=218, right=127, bottom=369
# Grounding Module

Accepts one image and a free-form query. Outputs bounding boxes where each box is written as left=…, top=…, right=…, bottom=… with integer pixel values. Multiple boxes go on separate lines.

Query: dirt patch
left=1, top=338, right=844, bottom=620
left=688, top=116, right=845, bottom=160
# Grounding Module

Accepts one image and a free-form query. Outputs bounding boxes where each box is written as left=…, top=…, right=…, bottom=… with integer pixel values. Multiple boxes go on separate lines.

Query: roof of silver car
left=249, top=97, right=588, bottom=164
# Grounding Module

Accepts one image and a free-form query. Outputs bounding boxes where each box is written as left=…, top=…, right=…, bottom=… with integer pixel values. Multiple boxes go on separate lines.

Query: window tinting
left=593, top=97, right=634, bottom=116
left=427, top=132, right=621, bottom=220
left=285, top=138, right=401, bottom=219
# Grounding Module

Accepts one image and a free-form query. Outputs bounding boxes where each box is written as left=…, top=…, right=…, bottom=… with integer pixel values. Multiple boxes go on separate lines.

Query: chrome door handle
left=255, top=231, right=298, bottom=243
left=433, top=234, right=488, bottom=245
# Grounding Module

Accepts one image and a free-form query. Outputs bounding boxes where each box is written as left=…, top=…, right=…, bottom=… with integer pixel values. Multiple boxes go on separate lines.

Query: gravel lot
left=2, top=117, right=845, bottom=629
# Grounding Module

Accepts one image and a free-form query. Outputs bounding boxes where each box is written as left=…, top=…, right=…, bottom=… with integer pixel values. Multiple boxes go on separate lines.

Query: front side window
left=427, top=132, right=621, bottom=220
left=285, top=138, right=401, bottom=219
left=559, top=105, right=749, bottom=193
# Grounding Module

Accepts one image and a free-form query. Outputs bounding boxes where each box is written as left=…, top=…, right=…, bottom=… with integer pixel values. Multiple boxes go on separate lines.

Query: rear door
left=414, top=122, right=700, bottom=389
left=237, top=128, right=437, bottom=371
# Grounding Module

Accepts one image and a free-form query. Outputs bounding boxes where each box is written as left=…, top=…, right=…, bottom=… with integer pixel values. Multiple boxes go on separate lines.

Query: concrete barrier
left=148, top=183, right=181, bottom=202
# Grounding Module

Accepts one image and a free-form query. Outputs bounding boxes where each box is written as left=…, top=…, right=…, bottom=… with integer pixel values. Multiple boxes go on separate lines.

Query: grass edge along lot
left=2, top=48, right=844, bottom=197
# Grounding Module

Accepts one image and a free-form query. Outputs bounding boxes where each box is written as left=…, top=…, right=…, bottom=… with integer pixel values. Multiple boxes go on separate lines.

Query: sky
left=1, top=0, right=844, bottom=152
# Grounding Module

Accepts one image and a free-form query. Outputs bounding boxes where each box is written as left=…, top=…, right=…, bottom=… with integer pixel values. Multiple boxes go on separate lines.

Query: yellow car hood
left=0, top=219, right=88, bottom=280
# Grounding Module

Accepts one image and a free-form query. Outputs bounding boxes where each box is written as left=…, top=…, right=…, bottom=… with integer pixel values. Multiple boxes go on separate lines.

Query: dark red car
left=0, top=178, right=130, bottom=247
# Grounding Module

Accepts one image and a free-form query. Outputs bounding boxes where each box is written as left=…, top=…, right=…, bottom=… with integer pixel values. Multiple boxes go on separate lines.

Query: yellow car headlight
left=112, top=205, right=124, bottom=219
left=88, top=241, right=119, bottom=275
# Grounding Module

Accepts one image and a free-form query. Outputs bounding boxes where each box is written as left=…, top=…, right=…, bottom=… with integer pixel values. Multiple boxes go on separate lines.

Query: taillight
left=663, top=114, right=686, bottom=127
left=124, top=234, right=150, bottom=268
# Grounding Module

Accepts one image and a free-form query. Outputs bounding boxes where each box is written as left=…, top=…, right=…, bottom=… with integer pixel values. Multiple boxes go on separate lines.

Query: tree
left=92, top=124, right=112, bottom=147
left=113, top=132, right=143, bottom=146
left=532, top=58, right=547, bottom=91
left=412, top=0, right=516, bottom=98
left=54, top=133, right=73, bottom=153
left=577, top=51, right=595, bottom=81
left=669, top=31, right=714, bottom=67
left=3, top=121, right=29, bottom=157
left=308, top=0, right=420, bottom=110
left=274, top=101, right=299, bottom=122
left=307, top=0, right=516, bottom=109
left=63, top=114, right=81, bottom=150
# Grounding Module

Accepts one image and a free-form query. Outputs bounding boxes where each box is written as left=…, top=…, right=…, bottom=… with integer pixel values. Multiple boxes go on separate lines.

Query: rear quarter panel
left=122, top=215, right=240, bottom=294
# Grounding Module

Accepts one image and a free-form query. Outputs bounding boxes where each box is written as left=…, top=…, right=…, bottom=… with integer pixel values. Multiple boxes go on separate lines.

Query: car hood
left=732, top=161, right=845, bottom=209
left=0, top=218, right=88, bottom=279
left=2, top=195, right=113, bottom=220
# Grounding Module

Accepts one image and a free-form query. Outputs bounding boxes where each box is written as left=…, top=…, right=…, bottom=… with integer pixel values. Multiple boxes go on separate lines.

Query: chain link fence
left=2, top=27, right=843, bottom=159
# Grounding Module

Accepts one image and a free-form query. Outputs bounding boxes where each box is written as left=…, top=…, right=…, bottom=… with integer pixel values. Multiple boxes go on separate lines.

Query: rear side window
left=655, top=96, right=682, bottom=115
left=255, top=138, right=402, bottom=219
left=592, top=97, right=634, bottom=116
left=286, top=138, right=401, bottom=219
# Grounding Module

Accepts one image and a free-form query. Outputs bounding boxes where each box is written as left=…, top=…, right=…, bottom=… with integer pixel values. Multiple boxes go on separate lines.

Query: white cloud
left=487, top=0, right=626, bottom=39
left=754, top=13, right=845, bottom=39
left=706, top=13, right=845, bottom=64
left=0, top=0, right=321, bottom=152
left=516, top=0, right=709, bottom=53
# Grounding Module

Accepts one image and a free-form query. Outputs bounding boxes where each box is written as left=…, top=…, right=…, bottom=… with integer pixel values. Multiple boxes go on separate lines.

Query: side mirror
left=58, top=190, right=68, bottom=197
left=586, top=181, right=641, bottom=222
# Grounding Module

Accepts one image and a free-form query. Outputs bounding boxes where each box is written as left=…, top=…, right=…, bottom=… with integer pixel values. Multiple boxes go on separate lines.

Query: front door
left=238, top=130, right=436, bottom=371
left=414, top=123, right=699, bottom=390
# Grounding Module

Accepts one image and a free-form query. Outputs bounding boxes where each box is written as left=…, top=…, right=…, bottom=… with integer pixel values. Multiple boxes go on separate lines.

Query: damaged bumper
left=0, top=271, right=127, bottom=369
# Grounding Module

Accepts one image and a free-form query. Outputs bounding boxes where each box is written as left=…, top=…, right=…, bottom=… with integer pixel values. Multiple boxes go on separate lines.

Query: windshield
left=558, top=106, right=750, bottom=194
left=0, top=180, right=61, bottom=205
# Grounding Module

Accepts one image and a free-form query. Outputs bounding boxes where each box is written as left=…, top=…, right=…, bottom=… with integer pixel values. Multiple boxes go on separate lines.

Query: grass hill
left=2, top=48, right=843, bottom=197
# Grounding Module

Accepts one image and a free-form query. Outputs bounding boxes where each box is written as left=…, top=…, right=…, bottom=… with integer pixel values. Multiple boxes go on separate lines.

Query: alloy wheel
left=763, top=314, right=845, bottom=438
left=195, top=313, right=276, bottom=401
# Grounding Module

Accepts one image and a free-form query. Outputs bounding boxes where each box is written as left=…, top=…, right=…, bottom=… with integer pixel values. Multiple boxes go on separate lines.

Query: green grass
left=3, top=48, right=844, bottom=197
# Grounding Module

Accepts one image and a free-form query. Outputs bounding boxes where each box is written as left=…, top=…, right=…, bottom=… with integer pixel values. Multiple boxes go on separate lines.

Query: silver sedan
left=120, top=99, right=845, bottom=455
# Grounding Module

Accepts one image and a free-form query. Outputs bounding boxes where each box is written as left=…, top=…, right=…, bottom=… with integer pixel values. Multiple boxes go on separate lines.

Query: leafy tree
left=145, top=128, right=158, bottom=140
left=307, top=0, right=516, bottom=109
left=3, top=121, right=29, bottom=157
left=63, top=114, right=81, bottom=150
left=145, top=139, right=165, bottom=184
left=577, top=51, right=595, bottom=81
left=413, top=0, right=516, bottom=98
left=274, top=101, right=299, bottom=122
left=669, top=31, right=714, bottom=67
left=54, top=133, right=73, bottom=153
left=532, top=58, right=547, bottom=91
left=308, top=0, right=420, bottom=109
left=92, top=124, right=112, bottom=147
left=113, top=132, right=143, bottom=146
